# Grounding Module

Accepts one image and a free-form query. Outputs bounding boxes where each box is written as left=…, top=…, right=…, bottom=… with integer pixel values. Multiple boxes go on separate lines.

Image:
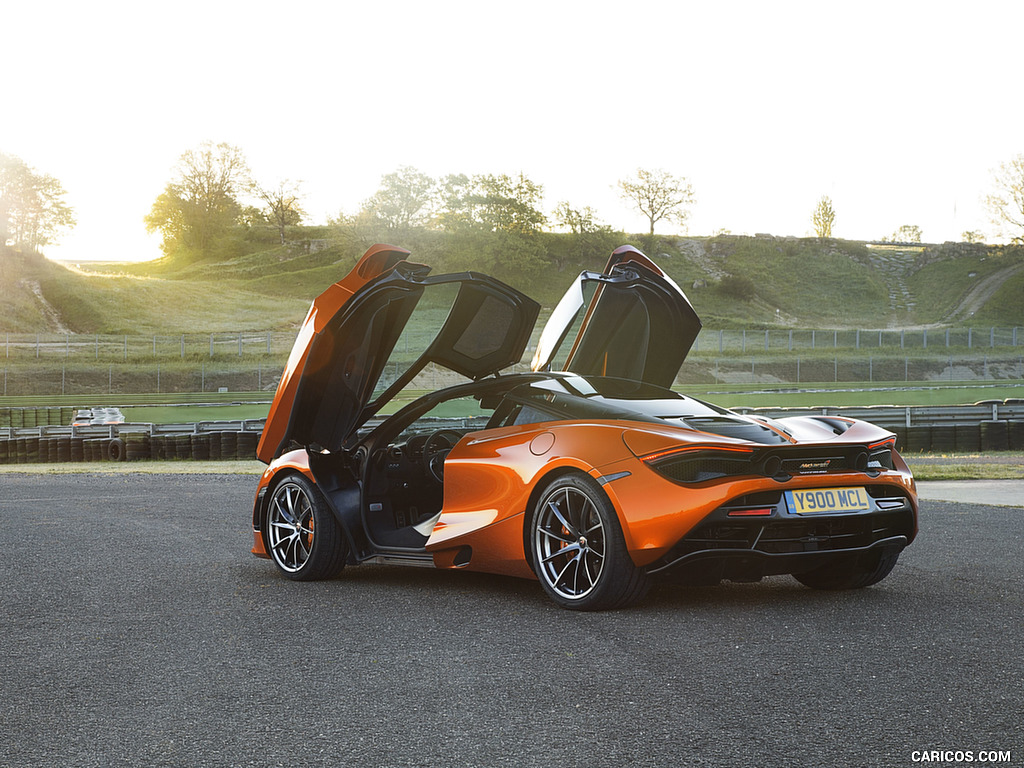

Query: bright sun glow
left=3, top=0, right=1023, bottom=261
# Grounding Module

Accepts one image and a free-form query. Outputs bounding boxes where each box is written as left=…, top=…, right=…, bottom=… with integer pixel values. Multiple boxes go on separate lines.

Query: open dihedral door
left=531, top=245, right=702, bottom=388
left=258, top=244, right=539, bottom=461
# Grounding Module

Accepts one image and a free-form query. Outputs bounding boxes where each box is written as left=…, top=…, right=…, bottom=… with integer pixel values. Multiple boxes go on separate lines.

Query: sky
left=3, top=0, right=1023, bottom=262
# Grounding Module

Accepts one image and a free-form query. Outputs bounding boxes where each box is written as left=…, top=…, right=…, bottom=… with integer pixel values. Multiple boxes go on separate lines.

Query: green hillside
left=4, top=229, right=1024, bottom=334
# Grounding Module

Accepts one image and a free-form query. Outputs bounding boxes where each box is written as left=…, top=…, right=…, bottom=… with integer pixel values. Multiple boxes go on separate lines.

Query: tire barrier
left=191, top=434, right=211, bottom=461
left=220, top=431, right=238, bottom=460
left=980, top=420, right=1009, bottom=453
left=0, top=429, right=264, bottom=465
left=930, top=425, right=956, bottom=453
left=905, top=425, right=932, bottom=453
left=236, top=431, right=259, bottom=460
left=0, top=407, right=76, bottom=429
left=174, top=434, right=192, bottom=460
left=125, top=434, right=150, bottom=461
left=1009, top=421, right=1024, bottom=451
left=4, top=418, right=1018, bottom=465
left=955, top=424, right=982, bottom=453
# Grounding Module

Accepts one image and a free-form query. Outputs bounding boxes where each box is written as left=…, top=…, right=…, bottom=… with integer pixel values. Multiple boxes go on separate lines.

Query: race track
left=1, top=474, right=1021, bottom=768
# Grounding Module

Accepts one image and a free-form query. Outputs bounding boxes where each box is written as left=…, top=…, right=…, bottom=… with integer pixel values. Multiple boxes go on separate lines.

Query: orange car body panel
left=423, top=418, right=916, bottom=574
left=251, top=449, right=315, bottom=558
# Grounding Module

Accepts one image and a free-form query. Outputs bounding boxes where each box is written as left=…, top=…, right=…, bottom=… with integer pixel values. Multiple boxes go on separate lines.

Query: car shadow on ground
left=239, top=557, right=906, bottom=615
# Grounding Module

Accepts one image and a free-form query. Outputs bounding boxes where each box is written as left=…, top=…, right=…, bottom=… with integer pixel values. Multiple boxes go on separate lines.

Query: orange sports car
left=251, top=243, right=918, bottom=610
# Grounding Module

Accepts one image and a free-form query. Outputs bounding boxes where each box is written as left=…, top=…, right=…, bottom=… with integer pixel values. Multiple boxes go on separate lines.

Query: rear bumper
left=647, top=533, right=909, bottom=581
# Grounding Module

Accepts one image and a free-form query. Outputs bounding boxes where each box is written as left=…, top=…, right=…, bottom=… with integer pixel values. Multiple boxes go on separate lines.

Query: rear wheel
left=266, top=473, right=346, bottom=580
left=793, top=548, right=900, bottom=590
left=530, top=473, right=649, bottom=611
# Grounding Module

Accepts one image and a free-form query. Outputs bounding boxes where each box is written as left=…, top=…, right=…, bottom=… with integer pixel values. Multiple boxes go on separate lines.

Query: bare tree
left=986, top=154, right=1024, bottom=244
left=253, top=179, right=305, bottom=244
left=617, top=168, right=694, bottom=238
left=812, top=196, right=835, bottom=238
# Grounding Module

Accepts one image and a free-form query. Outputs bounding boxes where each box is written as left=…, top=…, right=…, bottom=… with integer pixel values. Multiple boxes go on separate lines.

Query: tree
left=428, top=172, right=548, bottom=281
left=0, top=153, right=76, bottom=251
left=474, top=173, right=546, bottom=235
left=252, top=179, right=306, bottom=244
left=617, top=168, right=694, bottom=239
left=888, top=224, right=922, bottom=243
left=985, top=154, right=1024, bottom=244
left=360, top=166, right=435, bottom=231
left=432, top=173, right=477, bottom=231
left=145, top=142, right=250, bottom=261
left=433, top=172, right=546, bottom=235
left=812, top=196, right=836, bottom=238
left=553, top=202, right=612, bottom=269
left=961, top=230, right=985, bottom=244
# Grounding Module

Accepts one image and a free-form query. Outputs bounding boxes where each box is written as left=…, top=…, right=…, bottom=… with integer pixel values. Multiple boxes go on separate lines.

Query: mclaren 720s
left=251, top=243, right=918, bottom=610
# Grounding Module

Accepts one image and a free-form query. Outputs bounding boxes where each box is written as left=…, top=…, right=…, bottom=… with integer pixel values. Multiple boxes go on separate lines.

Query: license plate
left=785, top=487, right=871, bottom=515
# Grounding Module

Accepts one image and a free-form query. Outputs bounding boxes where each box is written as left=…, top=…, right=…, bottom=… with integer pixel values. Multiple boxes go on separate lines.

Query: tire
left=529, top=473, right=649, bottom=611
left=793, top=547, right=901, bottom=590
left=107, top=438, right=127, bottom=462
left=265, top=473, right=346, bottom=581
left=220, top=431, right=238, bottom=460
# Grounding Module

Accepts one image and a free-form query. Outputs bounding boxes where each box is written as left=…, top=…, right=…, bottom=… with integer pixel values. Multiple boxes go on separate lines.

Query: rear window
left=509, top=376, right=726, bottom=425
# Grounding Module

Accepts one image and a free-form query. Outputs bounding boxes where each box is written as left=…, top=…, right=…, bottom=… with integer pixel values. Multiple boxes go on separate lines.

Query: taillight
left=867, top=438, right=895, bottom=471
left=641, top=445, right=755, bottom=484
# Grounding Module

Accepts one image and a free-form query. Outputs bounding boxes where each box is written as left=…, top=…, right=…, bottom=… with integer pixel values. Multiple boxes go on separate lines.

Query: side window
left=513, top=404, right=555, bottom=427
left=371, top=283, right=465, bottom=401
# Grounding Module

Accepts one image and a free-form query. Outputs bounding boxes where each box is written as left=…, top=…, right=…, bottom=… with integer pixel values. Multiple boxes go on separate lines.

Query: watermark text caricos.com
left=911, top=751, right=1012, bottom=763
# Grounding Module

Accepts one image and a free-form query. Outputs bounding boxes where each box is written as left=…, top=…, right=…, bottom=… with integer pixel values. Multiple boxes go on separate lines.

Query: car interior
left=353, top=386, right=573, bottom=550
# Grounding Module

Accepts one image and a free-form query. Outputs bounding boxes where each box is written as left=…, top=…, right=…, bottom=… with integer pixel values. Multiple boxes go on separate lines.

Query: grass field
left=906, top=453, right=1024, bottom=480
left=119, top=403, right=272, bottom=423
left=6, top=234, right=1024, bottom=334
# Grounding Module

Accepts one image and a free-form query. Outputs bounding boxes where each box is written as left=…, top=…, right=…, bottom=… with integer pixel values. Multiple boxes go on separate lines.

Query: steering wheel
left=422, top=429, right=463, bottom=483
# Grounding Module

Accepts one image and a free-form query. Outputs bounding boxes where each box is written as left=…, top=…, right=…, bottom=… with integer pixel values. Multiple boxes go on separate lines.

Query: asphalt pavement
left=1, top=473, right=1021, bottom=768
left=917, top=479, right=1024, bottom=508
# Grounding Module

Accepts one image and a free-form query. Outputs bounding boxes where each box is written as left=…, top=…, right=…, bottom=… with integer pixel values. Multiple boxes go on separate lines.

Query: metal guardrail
left=735, top=400, right=1024, bottom=428
left=0, top=419, right=267, bottom=441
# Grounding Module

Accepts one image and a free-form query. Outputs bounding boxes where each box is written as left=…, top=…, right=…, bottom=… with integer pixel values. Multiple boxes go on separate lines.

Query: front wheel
left=793, top=547, right=900, bottom=590
left=266, top=473, right=346, bottom=581
left=530, top=473, right=649, bottom=611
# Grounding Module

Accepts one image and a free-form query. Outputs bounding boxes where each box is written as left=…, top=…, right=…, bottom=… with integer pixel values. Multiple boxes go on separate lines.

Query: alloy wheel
left=268, top=481, right=315, bottom=573
left=533, top=485, right=607, bottom=600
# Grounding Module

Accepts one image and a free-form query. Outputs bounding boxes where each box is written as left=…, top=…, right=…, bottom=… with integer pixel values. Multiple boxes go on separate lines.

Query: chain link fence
left=1, top=328, right=1023, bottom=396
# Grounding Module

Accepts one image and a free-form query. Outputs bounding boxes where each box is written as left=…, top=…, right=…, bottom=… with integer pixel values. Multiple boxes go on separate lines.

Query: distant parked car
left=250, top=244, right=919, bottom=610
